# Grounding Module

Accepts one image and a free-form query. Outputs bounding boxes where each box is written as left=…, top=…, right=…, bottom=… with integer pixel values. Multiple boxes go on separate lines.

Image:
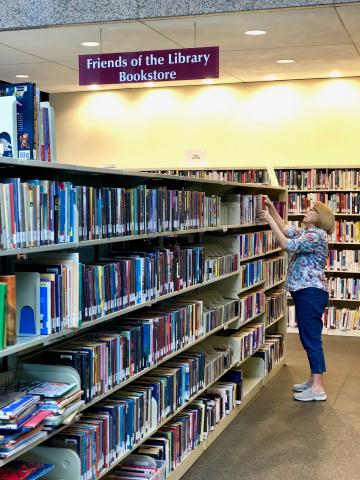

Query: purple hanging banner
left=79, top=46, right=219, bottom=85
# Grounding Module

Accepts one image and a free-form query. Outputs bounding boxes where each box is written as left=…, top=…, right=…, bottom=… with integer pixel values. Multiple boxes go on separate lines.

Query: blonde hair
left=313, top=201, right=335, bottom=234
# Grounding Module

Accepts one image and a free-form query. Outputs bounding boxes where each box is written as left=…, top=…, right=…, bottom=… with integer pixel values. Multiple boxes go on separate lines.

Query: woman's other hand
left=258, top=209, right=272, bottom=223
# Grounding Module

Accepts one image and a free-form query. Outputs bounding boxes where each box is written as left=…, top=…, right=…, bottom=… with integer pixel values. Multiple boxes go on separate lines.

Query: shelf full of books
left=275, top=166, right=360, bottom=337
left=137, top=167, right=270, bottom=185
left=0, top=161, right=287, bottom=479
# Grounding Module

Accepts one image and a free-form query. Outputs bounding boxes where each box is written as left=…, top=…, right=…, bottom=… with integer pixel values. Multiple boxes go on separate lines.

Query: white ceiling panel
left=0, top=62, right=77, bottom=90
left=0, top=25, right=103, bottom=62
left=0, top=21, right=181, bottom=64
left=336, top=5, right=360, bottom=43
left=220, top=44, right=360, bottom=76
left=145, top=7, right=350, bottom=51
left=0, top=43, right=46, bottom=65
left=100, top=22, right=180, bottom=53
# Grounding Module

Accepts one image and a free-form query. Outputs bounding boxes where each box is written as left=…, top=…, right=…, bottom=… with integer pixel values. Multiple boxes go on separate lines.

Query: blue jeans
left=290, top=287, right=328, bottom=374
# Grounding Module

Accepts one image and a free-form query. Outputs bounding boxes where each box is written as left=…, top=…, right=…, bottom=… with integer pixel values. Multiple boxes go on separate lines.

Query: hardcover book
left=0, top=96, right=18, bottom=158
left=0, top=82, right=36, bottom=160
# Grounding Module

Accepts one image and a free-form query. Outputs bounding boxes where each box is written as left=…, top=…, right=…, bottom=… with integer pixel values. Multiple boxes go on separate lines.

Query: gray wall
left=1, top=0, right=359, bottom=31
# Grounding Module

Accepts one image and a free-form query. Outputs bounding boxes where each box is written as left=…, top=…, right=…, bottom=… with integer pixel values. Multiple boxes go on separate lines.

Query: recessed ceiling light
left=276, top=59, right=295, bottom=64
left=88, top=84, right=100, bottom=90
left=81, top=41, right=100, bottom=47
left=264, top=74, right=277, bottom=81
left=245, top=30, right=267, bottom=36
left=203, top=79, right=214, bottom=84
left=329, top=70, right=342, bottom=78
left=15, top=74, right=30, bottom=78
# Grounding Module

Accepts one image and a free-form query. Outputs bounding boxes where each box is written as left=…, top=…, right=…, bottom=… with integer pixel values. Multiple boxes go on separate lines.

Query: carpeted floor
left=181, top=333, right=360, bottom=480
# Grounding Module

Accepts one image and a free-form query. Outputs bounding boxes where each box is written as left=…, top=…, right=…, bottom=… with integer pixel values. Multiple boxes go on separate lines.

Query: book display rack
left=0, top=158, right=287, bottom=479
left=275, top=167, right=360, bottom=336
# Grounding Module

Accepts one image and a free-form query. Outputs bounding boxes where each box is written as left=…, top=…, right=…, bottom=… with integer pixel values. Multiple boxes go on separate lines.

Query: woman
left=259, top=197, right=335, bottom=402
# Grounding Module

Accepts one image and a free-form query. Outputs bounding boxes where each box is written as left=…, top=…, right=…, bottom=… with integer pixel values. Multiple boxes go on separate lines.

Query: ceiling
left=1, top=4, right=360, bottom=92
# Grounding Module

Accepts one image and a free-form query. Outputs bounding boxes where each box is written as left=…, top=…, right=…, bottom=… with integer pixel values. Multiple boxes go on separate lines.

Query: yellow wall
left=51, top=77, right=360, bottom=170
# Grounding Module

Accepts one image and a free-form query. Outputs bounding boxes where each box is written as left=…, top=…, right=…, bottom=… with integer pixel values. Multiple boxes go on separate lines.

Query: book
left=0, top=96, right=18, bottom=158
left=27, top=381, right=78, bottom=398
left=0, top=276, right=16, bottom=346
left=0, top=283, right=7, bottom=348
left=0, top=461, right=54, bottom=480
left=0, top=83, right=36, bottom=160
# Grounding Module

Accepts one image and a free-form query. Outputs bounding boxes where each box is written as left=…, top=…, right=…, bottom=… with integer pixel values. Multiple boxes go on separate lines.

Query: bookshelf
left=0, top=158, right=287, bottom=478
left=275, top=166, right=360, bottom=337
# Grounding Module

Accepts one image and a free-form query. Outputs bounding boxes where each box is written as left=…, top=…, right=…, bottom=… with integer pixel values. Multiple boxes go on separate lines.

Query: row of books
left=203, top=244, right=239, bottom=281
left=264, top=257, right=286, bottom=289
left=289, top=220, right=360, bottom=243
left=0, top=82, right=56, bottom=161
left=222, top=194, right=265, bottom=226
left=240, top=259, right=263, bottom=290
left=238, top=291, right=265, bottom=324
left=6, top=246, right=237, bottom=338
left=218, top=323, right=265, bottom=364
left=0, top=179, right=76, bottom=249
left=104, top=454, right=166, bottom=480
left=0, top=179, right=229, bottom=251
left=324, top=306, right=360, bottom=331
left=327, top=249, right=360, bottom=271
left=132, top=373, right=243, bottom=478
left=288, top=192, right=360, bottom=214
left=238, top=230, right=279, bottom=260
left=0, top=380, right=83, bottom=459
left=265, top=290, right=286, bottom=326
left=21, top=296, right=237, bottom=404
left=275, top=168, right=360, bottom=190
left=145, top=169, right=269, bottom=184
left=328, top=276, right=360, bottom=300
left=0, top=176, right=286, bottom=252
left=181, top=289, right=239, bottom=333
left=288, top=305, right=360, bottom=331
left=44, top=342, right=233, bottom=480
left=255, top=334, right=283, bottom=375
left=78, top=186, right=223, bottom=240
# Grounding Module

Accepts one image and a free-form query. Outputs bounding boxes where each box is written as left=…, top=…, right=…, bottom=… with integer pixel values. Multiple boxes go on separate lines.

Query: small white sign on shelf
left=185, top=149, right=208, bottom=166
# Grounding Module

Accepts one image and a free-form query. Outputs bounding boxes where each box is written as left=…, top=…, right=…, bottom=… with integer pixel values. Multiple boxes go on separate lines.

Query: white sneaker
left=293, top=388, right=327, bottom=402
left=292, top=381, right=311, bottom=392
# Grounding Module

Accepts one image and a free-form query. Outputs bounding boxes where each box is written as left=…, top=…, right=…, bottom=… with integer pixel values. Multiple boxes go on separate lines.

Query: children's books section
left=0, top=159, right=286, bottom=479
left=276, top=167, right=360, bottom=336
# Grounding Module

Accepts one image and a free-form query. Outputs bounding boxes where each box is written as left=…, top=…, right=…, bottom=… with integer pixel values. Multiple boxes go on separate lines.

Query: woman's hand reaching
left=258, top=209, right=272, bottom=223
left=263, top=195, right=273, bottom=208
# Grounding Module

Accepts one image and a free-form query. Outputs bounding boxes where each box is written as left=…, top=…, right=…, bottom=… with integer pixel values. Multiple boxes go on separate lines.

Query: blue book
left=59, top=182, right=66, bottom=243
left=39, top=279, right=51, bottom=335
left=0, top=395, right=37, bottom=419
left=0, top=83, right=36, bottom=160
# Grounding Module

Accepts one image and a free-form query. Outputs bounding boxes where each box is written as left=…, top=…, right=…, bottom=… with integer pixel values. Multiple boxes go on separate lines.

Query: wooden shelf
left=325, top=270, right=360, bottom=274
left=287, top=189, right=360, bottom=193
left=288, top=326, right=360, bottom=337
left=239, top=280, right=265, bottom=294
left=264, top=278, right=286, bottom=291
left=240, top=248, right=282, bottom=262
left=266, top=314, right=285, bottom=329
left=289, top=213, right=360, bottom=217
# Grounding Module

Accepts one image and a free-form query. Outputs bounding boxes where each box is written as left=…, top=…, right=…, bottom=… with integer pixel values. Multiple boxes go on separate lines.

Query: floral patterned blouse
left=286, top=226, right=328, bottom=292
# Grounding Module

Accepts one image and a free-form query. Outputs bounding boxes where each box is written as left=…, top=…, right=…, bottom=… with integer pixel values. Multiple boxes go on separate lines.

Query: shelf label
left=79, top=46, right=219, bottom=85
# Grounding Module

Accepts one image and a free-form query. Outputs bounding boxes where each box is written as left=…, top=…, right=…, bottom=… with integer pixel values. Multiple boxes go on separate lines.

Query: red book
left=21, top=409, right=52, bottom=429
